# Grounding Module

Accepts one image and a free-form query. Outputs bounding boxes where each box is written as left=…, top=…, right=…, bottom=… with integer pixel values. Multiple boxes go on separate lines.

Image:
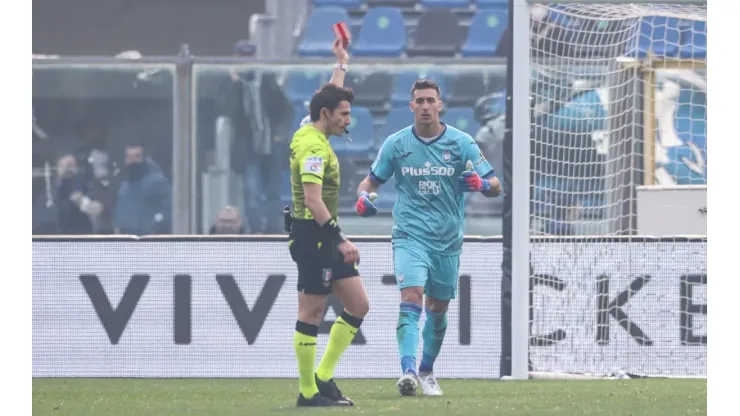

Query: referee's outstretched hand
left=338, top=240, right=360, bottom=265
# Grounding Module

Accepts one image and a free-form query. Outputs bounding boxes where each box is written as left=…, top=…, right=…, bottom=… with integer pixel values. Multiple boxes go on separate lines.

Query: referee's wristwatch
left=334, top=63, right=348, bottom=72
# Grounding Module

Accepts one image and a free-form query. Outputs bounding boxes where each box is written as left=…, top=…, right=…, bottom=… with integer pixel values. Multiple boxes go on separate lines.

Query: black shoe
left=296, top=393, right=347, bottom=407
left=315, top=374, right=354, bottom=406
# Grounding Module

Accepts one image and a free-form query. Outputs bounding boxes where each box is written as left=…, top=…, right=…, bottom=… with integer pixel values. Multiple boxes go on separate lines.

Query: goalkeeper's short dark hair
left=411, top=79, right=441, bottom=97
left=309, top=84, right=355, bottom=122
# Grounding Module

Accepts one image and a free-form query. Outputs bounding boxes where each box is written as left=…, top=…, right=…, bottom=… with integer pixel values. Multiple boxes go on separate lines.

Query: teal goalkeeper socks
left=397, top=302, right=422, bottom=374
left=419, top=308, right=448, bottom=373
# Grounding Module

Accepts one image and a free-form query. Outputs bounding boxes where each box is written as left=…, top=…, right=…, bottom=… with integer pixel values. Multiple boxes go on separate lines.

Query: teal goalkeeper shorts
left=392, top=243, right=461, bottom=301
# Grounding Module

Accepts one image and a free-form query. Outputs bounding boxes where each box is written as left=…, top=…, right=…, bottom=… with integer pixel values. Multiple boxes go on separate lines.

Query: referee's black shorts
left=288, top=219, right=359, bottom=295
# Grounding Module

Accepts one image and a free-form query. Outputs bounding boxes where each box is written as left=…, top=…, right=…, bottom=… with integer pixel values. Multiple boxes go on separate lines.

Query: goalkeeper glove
left=355, top=191, right=378, bottom=217
left=458, top=160, right=491, bottom=193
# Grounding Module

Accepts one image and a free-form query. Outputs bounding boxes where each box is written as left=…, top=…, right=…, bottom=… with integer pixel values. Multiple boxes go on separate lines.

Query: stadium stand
left=420, top=0, right=470, bottom=9
left=406, top=9, right=465, bottom=57
left=33, top=0, right=708, bottom=235
left=343, top=71, right=395, bottom=111
left=330, top=106, right=377, bottom=157
left=285, top=70, right=326, bottom=104
left=378, top=107, right=413, bottom=141
left=390, top=69, right=447, bottom=107
left=443, top=107, right=479, bottom=138
left=366, top=0, right=417, bottom=9
left=313, top=0, right=367, bottom=7
left=297, top=7, right=352, bottom=57
left=461, top=9, right=508, bottom=57
left=475, top=0, right=508, bottom=9
left=351, top=7, right=407, bottom=56
left=445, top=72, right=490, bottom=106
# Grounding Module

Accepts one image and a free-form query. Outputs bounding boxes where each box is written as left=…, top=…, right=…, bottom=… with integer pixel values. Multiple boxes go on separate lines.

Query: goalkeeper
left=355, top=79, right=501, bottom=397
left=288, top=76, right=369, bottom=406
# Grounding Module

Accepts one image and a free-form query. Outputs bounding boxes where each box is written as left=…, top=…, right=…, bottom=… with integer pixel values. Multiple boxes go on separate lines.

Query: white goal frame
left=509, top=0, right=707, bottom=381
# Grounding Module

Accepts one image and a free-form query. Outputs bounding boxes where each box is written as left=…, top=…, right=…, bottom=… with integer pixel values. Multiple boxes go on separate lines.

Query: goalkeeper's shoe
left=396, top=369, right=419, bottom=397
left=296, top=393, right=349, bottom=407
left=419, top=371, right=444, bottom=396
left=315, top=374, right=354, bottom=405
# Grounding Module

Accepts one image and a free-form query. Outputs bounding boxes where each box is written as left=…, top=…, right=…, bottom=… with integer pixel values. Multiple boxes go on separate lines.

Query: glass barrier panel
left=32, top=63, right=176, bottom=236
left=193, top=63, right=505, bottom=236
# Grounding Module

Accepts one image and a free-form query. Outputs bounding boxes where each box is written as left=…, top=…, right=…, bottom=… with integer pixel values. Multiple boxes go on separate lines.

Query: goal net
left=524, top=1, right=707, bottom=379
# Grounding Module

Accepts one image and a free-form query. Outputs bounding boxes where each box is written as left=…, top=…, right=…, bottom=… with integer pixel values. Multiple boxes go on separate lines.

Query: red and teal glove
left=355, top=191, right=378, bottom=217
left=458, top=161, right=491, bottom=193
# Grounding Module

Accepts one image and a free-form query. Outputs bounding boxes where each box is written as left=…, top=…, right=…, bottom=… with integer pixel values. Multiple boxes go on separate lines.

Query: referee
left=287, top=82, right=370, bottom=407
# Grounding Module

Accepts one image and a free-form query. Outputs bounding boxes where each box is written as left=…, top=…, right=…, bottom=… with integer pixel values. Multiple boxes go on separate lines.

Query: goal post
left=503, top=0, right=707, bottom=380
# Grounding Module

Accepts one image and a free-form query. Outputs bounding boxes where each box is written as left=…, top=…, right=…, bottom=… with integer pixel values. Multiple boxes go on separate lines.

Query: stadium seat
left=297, top=7, right=351, bottom=57
left=330, top=106, right=376, bottom=157
left=352, top=7, right=407, bottom=57
left=391, top=69, right=447, bottom=107
left=475, top=0, right=507, bottom=8
left=367, top=0, right=417, bottom=8
left=378, top=107, right=412, bottom=140
left=461, top=9, right=508, bottom=57
left=446, top=72, right=488, bottom=106
left=443, top=107, right=479, bottom=138
left=313, top=0, right=366, bottom=7
left=285, top=71, right=325, bottom=104
left=678, top=20, right=706, bottom=59
left=344, top=71, right=395, bottom=109
left=421, top=0, right=470, bottom=8
left=624, top=16, right=680, bottom=59
left=407, top=9, right=465, bottom=57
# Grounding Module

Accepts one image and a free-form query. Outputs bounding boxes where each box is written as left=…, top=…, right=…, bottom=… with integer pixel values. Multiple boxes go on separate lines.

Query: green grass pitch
left=32, top=378, right=706, bottom=415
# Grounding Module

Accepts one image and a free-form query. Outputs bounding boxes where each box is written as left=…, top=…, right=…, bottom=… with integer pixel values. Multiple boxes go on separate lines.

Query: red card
left=332, top=22, right=351, bottom=48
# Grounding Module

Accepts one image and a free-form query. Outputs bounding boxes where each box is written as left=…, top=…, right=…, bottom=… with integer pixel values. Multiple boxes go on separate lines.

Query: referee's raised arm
left=287, top=42, right=370, bottom=408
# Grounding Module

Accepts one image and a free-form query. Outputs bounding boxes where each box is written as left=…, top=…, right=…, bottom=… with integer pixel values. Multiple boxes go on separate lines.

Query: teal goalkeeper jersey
left=369, top=123, right=495, bottom=254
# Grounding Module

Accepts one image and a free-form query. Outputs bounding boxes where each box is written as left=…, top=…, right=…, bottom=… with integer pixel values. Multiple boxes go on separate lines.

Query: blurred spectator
left=53, top=154, right=102, bottom=234
left=209, top=205, right=246, bottom=234
left=220, top=41, right=294, bottom=234
left=32, top=163, right=58, bottom=235
left=72, top=118, right=113, bottom=184
left=86, top=150, right=119, bottom=234
left=473, top=92, right=506, bottom=178
left=113, top=145, right=172, bottom=235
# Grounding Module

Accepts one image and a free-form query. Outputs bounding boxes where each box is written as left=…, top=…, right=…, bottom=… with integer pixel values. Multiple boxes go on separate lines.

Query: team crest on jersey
left=443, top=150, right=450, bottom=161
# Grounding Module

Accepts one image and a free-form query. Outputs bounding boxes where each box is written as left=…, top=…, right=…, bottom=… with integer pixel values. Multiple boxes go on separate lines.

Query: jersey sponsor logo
left=419, top=180, right=442, bottom=195
left=303, top=156, right=324, bottom=173
left=401, top=161, right=455, bottom=177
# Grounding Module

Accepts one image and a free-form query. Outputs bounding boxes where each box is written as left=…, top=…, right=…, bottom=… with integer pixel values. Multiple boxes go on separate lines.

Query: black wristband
left=321, top=219, right=347, bottom=244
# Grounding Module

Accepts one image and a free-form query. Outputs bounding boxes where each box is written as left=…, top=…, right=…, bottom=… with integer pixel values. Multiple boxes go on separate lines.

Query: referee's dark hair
left=309, top=84, right=355, bottom=122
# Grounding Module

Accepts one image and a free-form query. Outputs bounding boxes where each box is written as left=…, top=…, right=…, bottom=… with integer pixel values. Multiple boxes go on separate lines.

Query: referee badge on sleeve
left=304, top=156, right=324, bottom=173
